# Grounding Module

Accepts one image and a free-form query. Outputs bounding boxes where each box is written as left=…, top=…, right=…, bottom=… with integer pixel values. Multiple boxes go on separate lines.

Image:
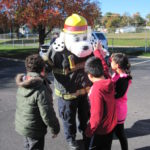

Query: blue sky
left=99, top=0, right=150, bottom=18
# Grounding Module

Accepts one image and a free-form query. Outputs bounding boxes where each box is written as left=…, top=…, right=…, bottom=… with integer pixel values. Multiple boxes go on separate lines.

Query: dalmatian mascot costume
left=40, top=14, right=106, bottom=149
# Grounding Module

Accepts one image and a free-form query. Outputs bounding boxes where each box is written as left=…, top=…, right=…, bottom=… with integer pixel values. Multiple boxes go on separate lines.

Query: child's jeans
left=88, top=130, right=114, bottom=150
left=24, top=136, right=44, bottom=150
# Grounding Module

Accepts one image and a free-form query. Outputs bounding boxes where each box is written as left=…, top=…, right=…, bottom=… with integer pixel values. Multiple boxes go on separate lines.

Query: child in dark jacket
left=15, top=54, right=60, bottom=150
left=93, top=41, right=132, bottom=150
left=84, top=55, right=117, bottom=150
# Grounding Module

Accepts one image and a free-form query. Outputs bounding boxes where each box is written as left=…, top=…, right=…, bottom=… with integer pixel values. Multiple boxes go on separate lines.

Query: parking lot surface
left=0, top=57, right=150, bottom=150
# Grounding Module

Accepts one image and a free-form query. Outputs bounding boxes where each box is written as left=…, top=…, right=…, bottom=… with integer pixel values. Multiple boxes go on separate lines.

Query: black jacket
left=48, top=48, right=93, bottom=94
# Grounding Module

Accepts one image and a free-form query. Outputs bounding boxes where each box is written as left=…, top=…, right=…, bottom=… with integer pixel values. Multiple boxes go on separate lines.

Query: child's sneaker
left=68, top=141, right=79, bottom=150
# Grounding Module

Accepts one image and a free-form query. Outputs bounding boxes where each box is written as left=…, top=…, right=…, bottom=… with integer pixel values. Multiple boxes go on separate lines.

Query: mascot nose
left=83, top=46, right=89, bottom=50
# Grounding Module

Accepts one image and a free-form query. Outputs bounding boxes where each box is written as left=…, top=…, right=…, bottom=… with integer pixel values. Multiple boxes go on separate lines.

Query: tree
left=101, top=12, right=112, bottom=27
left=0, top=13, right=9, bottom=33
left=106, top=14, right=121, bottom=28
left=120, top=13, right=132, bottom=27
left=102, top=13, right=121, bottom=30
left=0, top=0, right=101, bottom=46
left=146, top=13, right=150, bottom=26
left=132, top=12, right=146, bottom=26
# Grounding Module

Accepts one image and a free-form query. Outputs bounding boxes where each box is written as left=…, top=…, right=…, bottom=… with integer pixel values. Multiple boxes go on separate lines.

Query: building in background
left=115, top=26, right=136, bottom=34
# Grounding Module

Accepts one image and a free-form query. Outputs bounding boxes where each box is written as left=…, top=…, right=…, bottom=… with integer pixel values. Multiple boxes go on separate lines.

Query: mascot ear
left=52, top=32, right=65, bottom=52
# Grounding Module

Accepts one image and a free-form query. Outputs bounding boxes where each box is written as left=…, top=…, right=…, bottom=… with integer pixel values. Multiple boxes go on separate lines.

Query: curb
left=0, top=57, right=24, bottom=62
left=137, top=56, right=150, bottom=59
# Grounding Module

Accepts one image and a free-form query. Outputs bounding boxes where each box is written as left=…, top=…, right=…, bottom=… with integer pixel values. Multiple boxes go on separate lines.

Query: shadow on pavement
left=135, top=146, right=150, bottom=150
left=125, top=119, right=150, bottom=138
left=0, top=59, right=25, bottom=89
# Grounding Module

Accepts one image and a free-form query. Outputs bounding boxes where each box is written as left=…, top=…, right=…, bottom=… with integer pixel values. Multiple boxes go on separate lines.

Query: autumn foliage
left=0, top=0, right=101, bottom=45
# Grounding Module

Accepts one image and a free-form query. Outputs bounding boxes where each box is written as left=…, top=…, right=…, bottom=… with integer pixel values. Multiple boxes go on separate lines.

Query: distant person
left=50, top=32, right=59, bottom=45
left=15, top=54, right=60, bottom=150
left=93, top=42, right=132, bottom=150
left=84, top=45, right=117, bottom=149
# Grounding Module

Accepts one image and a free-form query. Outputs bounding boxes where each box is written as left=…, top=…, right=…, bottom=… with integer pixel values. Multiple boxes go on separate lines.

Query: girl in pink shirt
left=110, top=53, right=132, bottom=150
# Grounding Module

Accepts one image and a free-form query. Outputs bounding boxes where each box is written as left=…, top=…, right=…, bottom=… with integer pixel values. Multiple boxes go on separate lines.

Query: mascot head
left=52, top=14, right=93, bottom=58
left=40, top=14, right=107, bottom=61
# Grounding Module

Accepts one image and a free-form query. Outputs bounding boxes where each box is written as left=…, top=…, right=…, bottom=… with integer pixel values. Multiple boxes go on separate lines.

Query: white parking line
left=131, top=60, right=150, bottom=66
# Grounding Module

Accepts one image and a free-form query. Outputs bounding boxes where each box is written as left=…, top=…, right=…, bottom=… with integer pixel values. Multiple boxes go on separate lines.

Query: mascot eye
left=83, top=36, right=87, bottom=41
left=75, top=37, right=80, bottom=42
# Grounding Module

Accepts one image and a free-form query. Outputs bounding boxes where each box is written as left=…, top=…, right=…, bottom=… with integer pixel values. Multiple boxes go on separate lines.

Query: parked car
left=40, top=33, right=58, bottom=53
left=92, top=31, right=108, bottom=50
left=40, top=44, right=50, bottom=53
left=92, top=31, right=109, bottom=57
left=115, top=26, right=136, bottom=34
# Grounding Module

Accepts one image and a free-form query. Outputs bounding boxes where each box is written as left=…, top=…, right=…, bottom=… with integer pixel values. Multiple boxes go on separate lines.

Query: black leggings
left=87, top=130, right=114, bottom=150
left=114, top=124, right=128, bottom=150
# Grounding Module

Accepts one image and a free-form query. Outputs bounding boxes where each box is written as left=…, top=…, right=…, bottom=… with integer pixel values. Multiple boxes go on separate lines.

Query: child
left=94, top=42, right=132, bottom=150
left=15, top=54, right=60, bottom=150
left=110, top=53, right=132, bottom=150
left=84, top=56, right=117, bottom=150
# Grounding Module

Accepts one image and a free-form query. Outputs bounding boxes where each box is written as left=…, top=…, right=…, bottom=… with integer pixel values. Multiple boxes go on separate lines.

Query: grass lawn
left=0, top=45, right=38, bottom=50
left=106, top=32, right=150, bottom=39
left=0, top=39, right=39, bottom=45
left=106, top=32, right=150, bottom=47
left=0, top=46, right=150, bottom=60
left=1, top=32, right=150, bottom=47
left=108, top=38, right=150, bottom=47
left=0, top=32, right=150, bottom=59
left=0, top=47, right=39, bottom=59
left=140, top=52, right=150, bottom=57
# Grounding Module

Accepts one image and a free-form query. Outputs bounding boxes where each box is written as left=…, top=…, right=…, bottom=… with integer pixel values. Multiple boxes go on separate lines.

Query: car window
left=95, top=33, right=106, bottom=40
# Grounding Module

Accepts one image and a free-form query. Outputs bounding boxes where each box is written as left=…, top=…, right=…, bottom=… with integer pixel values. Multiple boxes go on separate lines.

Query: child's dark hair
left=25, top=54, right=45, bottom=73
left=111, top=53, right=132, bottom=78
left=85, top=56, right=104, bottom=77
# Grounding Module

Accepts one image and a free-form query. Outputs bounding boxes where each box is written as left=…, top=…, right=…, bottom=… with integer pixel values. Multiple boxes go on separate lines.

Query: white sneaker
left=68, top=141, right=79, bottom=150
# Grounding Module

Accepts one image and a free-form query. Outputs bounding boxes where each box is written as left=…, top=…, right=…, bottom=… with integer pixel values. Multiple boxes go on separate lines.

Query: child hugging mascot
left=40, top=14, right=98, bottom=150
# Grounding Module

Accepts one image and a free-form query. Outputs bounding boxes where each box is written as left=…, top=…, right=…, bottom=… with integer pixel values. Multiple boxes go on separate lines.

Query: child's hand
left=93, top=40, right=103, bottom=51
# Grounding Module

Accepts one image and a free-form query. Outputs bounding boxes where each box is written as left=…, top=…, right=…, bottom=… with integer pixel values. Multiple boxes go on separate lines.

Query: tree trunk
left=38, top=24, right=45, bottom=47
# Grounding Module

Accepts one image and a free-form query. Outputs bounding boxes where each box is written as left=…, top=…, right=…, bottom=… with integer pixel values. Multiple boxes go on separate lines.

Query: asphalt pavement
left=0, top=57, right=150, bottom=150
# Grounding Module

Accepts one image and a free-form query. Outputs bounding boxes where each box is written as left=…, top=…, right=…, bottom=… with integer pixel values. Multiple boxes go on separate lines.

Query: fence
left=0, top=26, right=150, bottom=52
left=105, top=26, right=150, bottom=52
left=0, top=33, right=51, bottom=48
